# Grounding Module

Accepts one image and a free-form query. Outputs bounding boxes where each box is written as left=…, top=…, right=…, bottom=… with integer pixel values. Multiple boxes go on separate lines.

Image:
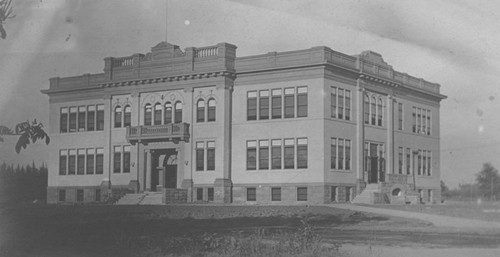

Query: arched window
left=174, top=102, right=183, bottom=123
left=144, top=104, right=152, bottom=125
left=114, top=106, right=122, bottom=128
left=164, top=102, right=172, bottom=124
left=196, top=99, right=205, bottom=122
left=124, top=105, right=131, bottom=127
left=154, top=103, right=162, bottom=125
left=364, top=95, right=369, bottom=124
left=371, top=96, right=377, bottom=125
left=377, top=98, right=383, bottom=126
left=207, top=98, right=216, bottom=122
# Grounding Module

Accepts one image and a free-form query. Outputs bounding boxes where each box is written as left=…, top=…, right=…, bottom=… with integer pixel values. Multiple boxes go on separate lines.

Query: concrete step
left=352, top=183, right=389, bottom=204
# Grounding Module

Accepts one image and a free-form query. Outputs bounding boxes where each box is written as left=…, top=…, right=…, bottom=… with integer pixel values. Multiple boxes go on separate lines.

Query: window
left=371, top=96, right=376, bottom=125
left=154, top=103, right=162, bottom=125
left=377, top=98, right=383, bottom=126
left=197, top=99, right=205, bottom=122
left=272, top=89, right=282, bottom=119
left=423, top=151, right=427, bottom=177
left=123, top=146, right=130, bottom=173
left=345, top=90, right=351, bottom=120
left=271, top=139, right=282, bottom=169
left=417, top=150, right=422, bottom=175
left=271, top=187, right=281, bottom=201
left=247, top=91, right=257, bottom=121
left=364, top=95, right=370, bottom=124
left=422, top=110, right=427, bottom=135
left=398, top=147, right=403, bottom=174
left=297, top=87, right=307, bottom=117
left=338, top=88, right=344, bottom=119
left=196, top=142, right=204, bottom=171
left=113, top=146, right=121, bottom=173
left=331, top=138, right=337, bottom=169
left=284, top=139, right=295, bottom=169
left=207, top=98, right=216, bottom=122
left=124, top=105, right=131, bottom=127
left=87, top=106, right=95, bottom=131
left=77, top=189, right=84, bottom=202
left=345, top=140, right=351, bottom=170
left=58, top=189, right=66, bottom=202
left=259, top=90, right=269, bottom=120
left=259, top=140, right=269, bottom=170
left=346, top=187, right=352, bottom=202
left=60, top=108, right=68, bottom=133
left=398, top=103, right=403, bottom=130
left=69, top=107, right=77, bottom=132
left=246, top=141, right=257, bottom=170
left=95, top=189, right=101, bottom=202
left=338, top=139, right=344, bottom=170
left=174, top=102, right=182, bottom=123
left=428, top=189, right=432, bottom=202
left=427, top=151, right=432, bottom=176
left=86, top=149, right=95, bottom=175
left=427, top=110, right=431, bottom=135
left=96, top=105, right=104, bottom=131
left=144, top=104, right=152, bottom=125
left=114, top=106, right=122, bottom=128
left=331, top=138, right=351, bottom=171
left=208, top=188, right=214, bottom=201
left=207, top=141, right=215, bottom=171
left=406, top=148, right=411, bottom=174
left=412, top=107, right=417, bottom=133
left=78, top=106, right=86, bottom=131
left=96, top=148, right=104, bottom=174
left=196, top=188, right=203, bottom=201
left=297, top=187, right=307, bottom=201
left=68, top=149, right=76, bottom=175
left=247, top=188, right=256, bottom=201
left=59, top=150, right=67, bottom=175
left=331, top=88, right=337, bottom=118
left=164, top=102, right=172, bottom=124
left=297, top=138, right=308, bottom=169
left=77, top=149, right=85, bottom=175
left=331, top=186, right=338, bottom=202
left=284, top=88, right=294, bottom=118
left=78, top=106, right=87, bottom=132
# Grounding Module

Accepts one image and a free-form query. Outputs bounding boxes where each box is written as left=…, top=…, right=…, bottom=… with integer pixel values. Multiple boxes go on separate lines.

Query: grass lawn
left=0, top=204, right=400, bottom=257
left=364, top=200, right=500, bottom=223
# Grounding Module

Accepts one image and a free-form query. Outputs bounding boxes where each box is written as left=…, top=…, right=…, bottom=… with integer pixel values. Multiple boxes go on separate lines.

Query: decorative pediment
left=150, top=41, right=185, bottom=60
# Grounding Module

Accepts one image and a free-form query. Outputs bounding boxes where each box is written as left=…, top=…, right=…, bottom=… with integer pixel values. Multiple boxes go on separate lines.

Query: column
left=214, top=80, right=233, bottom=203
left=103, top=95, right=113, bottom=190
left=181, top=87, right=194, bottom=202
left=386, top=95, right=395, bottom=178
left=131, top=91, right=141, bottom=192
left=355, top=81, right=365, bottom=194
left=145, top=149, right=152, bottom=191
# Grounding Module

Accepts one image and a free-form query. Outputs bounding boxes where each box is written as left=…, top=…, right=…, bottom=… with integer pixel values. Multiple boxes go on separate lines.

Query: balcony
left=126, top=123, right=190, bottom=145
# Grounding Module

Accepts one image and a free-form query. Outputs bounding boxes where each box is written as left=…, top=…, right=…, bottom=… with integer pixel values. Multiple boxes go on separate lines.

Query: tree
left=475, top=163, right=500, bottom=201
left=0, top=0, right=16, bottom=39
left=0, top=120, right=50, bottom=153
left=440, top=180, right=449, bottom=197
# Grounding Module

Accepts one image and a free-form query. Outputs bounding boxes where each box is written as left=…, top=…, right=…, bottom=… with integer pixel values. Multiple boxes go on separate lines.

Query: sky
left=1, top=0, right=500, bottom=188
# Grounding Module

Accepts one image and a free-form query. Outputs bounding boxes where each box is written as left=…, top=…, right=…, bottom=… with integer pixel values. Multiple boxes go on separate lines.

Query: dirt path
left=329, top=204, right=500, bottom=231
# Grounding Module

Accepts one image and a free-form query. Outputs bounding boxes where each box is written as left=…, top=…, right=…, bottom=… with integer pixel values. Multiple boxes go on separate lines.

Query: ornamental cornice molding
left=359, top=73, right=399, bottom=88
left=99, top=71, right=236, bottom=88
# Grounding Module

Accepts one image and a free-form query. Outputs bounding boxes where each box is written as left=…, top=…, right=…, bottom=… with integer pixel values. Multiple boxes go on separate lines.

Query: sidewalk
left=328, top=204, right=500, bottom=230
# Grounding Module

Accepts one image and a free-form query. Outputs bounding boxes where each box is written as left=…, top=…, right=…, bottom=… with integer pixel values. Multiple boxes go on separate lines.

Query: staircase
left=352, top=184, right=389, bottom=204
left=114, top=192, right=163, bottom=205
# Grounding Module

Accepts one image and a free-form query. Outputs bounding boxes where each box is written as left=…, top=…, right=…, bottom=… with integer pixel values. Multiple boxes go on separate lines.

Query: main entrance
left=150, top=149, right=178, bottom=191
left=365, top=142, right=385, bottom=184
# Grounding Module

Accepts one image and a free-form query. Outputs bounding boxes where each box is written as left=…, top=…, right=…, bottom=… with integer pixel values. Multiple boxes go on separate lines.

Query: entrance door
left=165, top=165, right=177, bottom=188
left=368, top=143, right=378, bottom=183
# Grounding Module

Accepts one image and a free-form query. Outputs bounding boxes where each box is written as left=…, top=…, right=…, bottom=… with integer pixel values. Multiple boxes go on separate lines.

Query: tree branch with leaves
left=0, top=120, right=50, bottom=153
left=0, top=0, right=16, bottom=39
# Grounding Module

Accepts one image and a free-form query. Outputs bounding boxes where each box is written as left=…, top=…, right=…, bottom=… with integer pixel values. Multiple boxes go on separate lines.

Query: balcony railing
left=126, top=123, right=190, bottom=144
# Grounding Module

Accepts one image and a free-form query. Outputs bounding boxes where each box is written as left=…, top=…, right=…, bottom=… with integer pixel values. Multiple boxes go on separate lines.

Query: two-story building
left=42, top=42, right=446, bottom=204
